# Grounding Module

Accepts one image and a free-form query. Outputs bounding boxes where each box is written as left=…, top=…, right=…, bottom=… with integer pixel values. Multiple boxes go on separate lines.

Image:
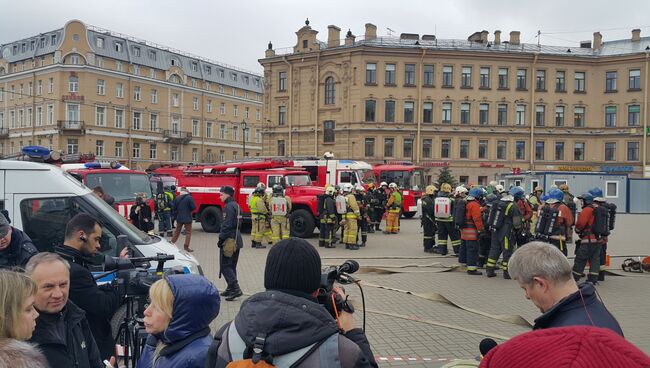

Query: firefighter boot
left=225, top=282, right=243, bottom=301
left=587, top=274, right=599, bottom=285
left=452, top=246, right=460, bottom=255
left=256, top=242, right=267, bottom=249
left=486, top=267, right=497, bottom=278
left=467, top=269, right=483, bottom=276
left=503, top=270, right=511, bottom=280
left=220, top=284, right=234, bottom=297
left=598, top=271, right=605, bottom=282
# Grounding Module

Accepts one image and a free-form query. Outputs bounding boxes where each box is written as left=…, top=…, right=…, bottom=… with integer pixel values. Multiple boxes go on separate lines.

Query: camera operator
left=129, top=193, right=153, bottom=233
left=55, top=213, right=128, bottom=360
left=206, top=238, right=378, bottom=368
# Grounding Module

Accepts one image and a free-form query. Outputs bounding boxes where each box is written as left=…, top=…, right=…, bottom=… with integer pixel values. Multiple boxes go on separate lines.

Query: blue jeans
left=158, top=212, right=172, bottom=233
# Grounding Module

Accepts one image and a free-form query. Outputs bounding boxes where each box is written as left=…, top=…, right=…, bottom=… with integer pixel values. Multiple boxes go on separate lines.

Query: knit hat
left=0, top=214, right=9, bottom=238
left=480, top=326, right=650, bottom=368
left=220, top=186, right=235, bottom=197
left=264, top=238, right=322, bottom=294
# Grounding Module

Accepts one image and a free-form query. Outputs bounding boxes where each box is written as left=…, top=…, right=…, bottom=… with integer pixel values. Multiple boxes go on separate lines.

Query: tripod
left=114, top=295, right=148, bottom=368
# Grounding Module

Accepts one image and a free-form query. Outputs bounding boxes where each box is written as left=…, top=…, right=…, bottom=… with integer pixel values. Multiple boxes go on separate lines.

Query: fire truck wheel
left=289, top=209, right=315, bottom=238
left=402, top=211, right=416, bottom=219
left=200, top=206, right=222, bottom=233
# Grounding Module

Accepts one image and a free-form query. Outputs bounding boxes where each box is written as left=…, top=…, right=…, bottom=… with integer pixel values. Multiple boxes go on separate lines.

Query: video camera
left=316, top=260, right=360, bottom=319
left=102, top=253, right=177, bottom=297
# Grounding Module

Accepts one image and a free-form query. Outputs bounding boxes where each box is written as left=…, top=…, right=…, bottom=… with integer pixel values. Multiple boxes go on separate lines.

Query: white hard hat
left=380, top=182, right=388, bottom=187
left=265, top=188, right=273, bottom=195
left=342, top=183, right=353, bottom=193
left=256, top=182, right=266, bottom=189
left=388, top=182, right=398, bottom=189
left=455, top=186, right=468, bottom=195
left=495, top=184, right=505, bottom=193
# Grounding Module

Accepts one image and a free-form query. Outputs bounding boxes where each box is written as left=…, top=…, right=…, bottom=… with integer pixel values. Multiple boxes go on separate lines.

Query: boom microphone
left=339, top=260, right=360, bottom=274
left=479, top=338, right=498, bottom=358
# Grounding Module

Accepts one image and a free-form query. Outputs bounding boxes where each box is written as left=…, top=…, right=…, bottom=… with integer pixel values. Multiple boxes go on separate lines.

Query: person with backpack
left=205, top=238, right=378, bottom=368
left=477, top=193, right=498, bottom=268
left=534, top=188, right=574, bottom=256
left=510, top=187, right=533, bottom=247
left=459, top=188, right=485, bottom=276
left=156, top=188, right=174, bottom=237
left=250, top=187, right=269, bottom=249
left=318, top=186, right=338, bottom=248
left=485, top=187, right=523, bottom=279
left=434, top=183, right=462, bottom=255
left=421, top=185, right=438, bottom=253
left=355, top=185, right=370, bottom=246
left=270, top=184, right=291, bottom=245
left=342, top=184, right=360, bottom=250
left=171, top=187, right=197, bottom=253
left=559, top=183, right=577, bottom=243
left=587, top=187, right=616, bottom=282
left=573, top=192, right=603, bottom=284
left=383, top=183, right=402, bottom=234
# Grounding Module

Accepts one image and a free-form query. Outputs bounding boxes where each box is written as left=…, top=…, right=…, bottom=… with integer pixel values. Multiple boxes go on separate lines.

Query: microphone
left=339, top=260, right=360, bottom=274
left=479, top=338, right=497, bottom=358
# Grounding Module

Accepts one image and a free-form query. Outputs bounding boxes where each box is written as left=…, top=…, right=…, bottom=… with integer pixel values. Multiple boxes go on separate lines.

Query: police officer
left=486, top=188, right=523, bottom=279
left=249, top=187, right=268, bottom=249
left=342, top=184, right=360, bottom=250
left=421, top=185, right=437, bottom=253
left=355, top=185, right=369, bottom=246
left=270, top=184, right=292, bottom=245
left=384, top=183, right=402, bottom=234
left=573, top=192, right=601, bottom=284
left=0, top=212, right=38, bottom=269
left=535, top=188, right=574, bottom=256
left=218, top=185, right=244, bottom=301
left=319, top=186, right=338, bottom=248
left=460, top=188, right=485, bottom=275
left=434, top=183, right=462, bottom=255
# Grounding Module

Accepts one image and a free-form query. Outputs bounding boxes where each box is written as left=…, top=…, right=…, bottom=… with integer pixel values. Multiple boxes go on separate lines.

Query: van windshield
left=285, top=174, right=312, bottom=187
left=85, top=173, right=153, bottom=203
left=82, top=193, right=151, bottom=244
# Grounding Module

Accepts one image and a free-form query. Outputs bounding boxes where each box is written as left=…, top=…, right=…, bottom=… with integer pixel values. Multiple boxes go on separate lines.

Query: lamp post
left=241, top=120, right=249, bottom=158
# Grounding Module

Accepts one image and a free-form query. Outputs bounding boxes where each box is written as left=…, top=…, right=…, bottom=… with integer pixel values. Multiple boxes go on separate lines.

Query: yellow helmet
left=425, top=185, right=437, bottom=195
left=441, top=183, right=452, bottom=193
left=368, top=182, right=376, bottom=189
left=534, top=186, right=544, bottom=193
left=325, top=186, right=336, bottom=195
left=559, top=184, right=569, bottom=192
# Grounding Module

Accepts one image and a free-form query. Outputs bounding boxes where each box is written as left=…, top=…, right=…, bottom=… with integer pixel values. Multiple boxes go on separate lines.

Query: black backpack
left=592, top=205, right=611, bottom=238
left=487, top=201, right=509, bottom=231
left=156, top=192, right=170, bottom=211
left=453, top=199, right=467, bottom=228
left=606, top=202, right=617, bottom=231
left=536, top=203, right=561, bottom=237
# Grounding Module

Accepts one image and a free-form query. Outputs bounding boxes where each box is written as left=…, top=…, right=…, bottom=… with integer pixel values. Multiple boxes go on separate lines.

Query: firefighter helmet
left=509, top=186, right=525, bottom=200
left=547, top=188, right=564, bottom=203
left=325, top=186, right=336, bottom=195
left=256, top=182, right=266, bottom=189
left=272, top=184, right=284, bottom=194
left=468, top=188, right=483, bottom=199
left=355, top=184, right=365, bottom=192
left=534, top=186, right=544, bottom=193
left=455, top=186, right=468, bottom=196
left=342, top=183, right=353, bottom=193
left=425, top=185, right=437, bottom=195
left=578, top=192, right=594, bottom=205
left=367, top=182, right=376, bottom=189
left=388, top=182, right=398, bottom=189
left=559, top=183, right=570, bottom=193
left=253, top=186, right=265, bottom=195
left=440, top=183, right=452, bottom=193
left=380, top=181, right=388, bottom=187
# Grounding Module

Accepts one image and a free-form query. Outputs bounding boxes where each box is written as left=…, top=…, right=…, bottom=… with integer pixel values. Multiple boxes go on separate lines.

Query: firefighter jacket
left=546, top=202, right=575, bottom=240
left=386, top=191, right=402, bottom=212
left=250, top=195, right=269, bottom=219
left=322, top=195, right=337, bottom=223
left=517, top=199, right=533, bottom=221
left=460, top=200, right=484, bottom=241
left=346, top=194, right=361, bottom=217
left=576, top=205, right=597, bottom=243
left=271, top=196, right=292, bottom=217
left=421, top=195, right=435, bottom=223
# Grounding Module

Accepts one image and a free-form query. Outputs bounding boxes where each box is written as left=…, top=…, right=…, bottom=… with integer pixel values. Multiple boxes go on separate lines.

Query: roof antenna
left=537, top=30, right=541, bottom=47
left=386, top=27, right=395, bottom=37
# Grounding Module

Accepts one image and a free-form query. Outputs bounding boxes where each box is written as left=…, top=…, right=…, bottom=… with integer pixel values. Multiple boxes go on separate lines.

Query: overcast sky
left=2, top=0, right=650, bottom=75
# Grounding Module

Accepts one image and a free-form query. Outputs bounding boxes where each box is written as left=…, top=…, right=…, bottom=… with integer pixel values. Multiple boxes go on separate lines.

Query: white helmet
left=388, top=183, right=398, bottom=189
left=342, top=183, right=354, bottom=193
left=265, top=188, right=273, bottom=195
left=256, top=182, right=266, bottom=189
left=380, top=181, right=388, bottom=187
left=355, top=184, right=365, bottom=192
left=455, top=186, right=468, bottom=196
left=495, top=184, right=505, bottom=193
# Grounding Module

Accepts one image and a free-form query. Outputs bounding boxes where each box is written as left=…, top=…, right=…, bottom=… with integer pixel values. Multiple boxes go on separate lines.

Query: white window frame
left=553, top=179, right=567, bottom=188
left=151, top=89, right=158, bottom=104
left=95, top=105, right=106, bottom=126
left=97, top=79, right=105, bottom=95
left=605, top=181, right=619, bottom=198
left=530, top=180, right=540, bottom=194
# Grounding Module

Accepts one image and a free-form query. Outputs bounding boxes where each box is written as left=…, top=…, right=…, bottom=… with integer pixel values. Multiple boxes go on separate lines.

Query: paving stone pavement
left=169, top=215, right=650, bottom=367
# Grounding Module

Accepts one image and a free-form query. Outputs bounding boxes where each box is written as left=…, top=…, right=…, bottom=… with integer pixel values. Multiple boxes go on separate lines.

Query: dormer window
left=133, top=46, right=141, bottom=57
left=219, top=69, right=225, bottom=78
left=205, top=65, right=212, bottom=75
left=51, top=34, right=57, bottom=45
left=96, top=37, right=104, bottom=48
left=171, top=58, right=178, bottom=67
left=231, top=73, right=237, bottom=82
left=115, top=42, right=123, bottom=52
left=148, top=50, right=156, bottom=60
left=191, top=62, right=198, bottom=72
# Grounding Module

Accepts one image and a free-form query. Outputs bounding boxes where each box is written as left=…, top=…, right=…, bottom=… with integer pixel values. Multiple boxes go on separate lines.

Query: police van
left=0, top=160, right=202, bottom=275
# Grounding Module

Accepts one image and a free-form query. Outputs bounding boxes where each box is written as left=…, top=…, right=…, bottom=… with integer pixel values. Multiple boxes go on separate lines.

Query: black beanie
left=264, top=238, right=322, bottom=294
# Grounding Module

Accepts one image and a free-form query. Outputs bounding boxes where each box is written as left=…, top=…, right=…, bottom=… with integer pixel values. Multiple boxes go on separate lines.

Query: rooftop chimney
left=593, top=32, right=602, bottom=51
left=632, top=29, right=641, bottom=42
left=265, top=41, right=275, bottom=57
left=480, top=30, right=489, bottom=44
left=494, top=30, right=501, bottom=45
left=365, top=23, right=377, bottom=40
left=509, top=31, right=521, bottom=45
left=345, top=30, right=355, bottom=46
left=328, top=25, right=341, bottom=48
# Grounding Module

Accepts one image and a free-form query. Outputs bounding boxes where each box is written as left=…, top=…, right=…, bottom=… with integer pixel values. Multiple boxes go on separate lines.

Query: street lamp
left=241, top=120, right=249, bottom=158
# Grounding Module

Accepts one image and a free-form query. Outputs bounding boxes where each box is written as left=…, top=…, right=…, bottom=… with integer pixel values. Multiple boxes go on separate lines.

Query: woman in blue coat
left=137, top=274, right=220, bottom=368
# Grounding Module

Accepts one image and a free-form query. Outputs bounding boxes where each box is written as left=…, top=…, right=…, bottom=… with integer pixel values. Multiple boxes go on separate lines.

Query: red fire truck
left=373, top=163, right=425, bottom=218
left=290, top=157, right=376, bottom=188
left=155, top=159, right=323, bottom=238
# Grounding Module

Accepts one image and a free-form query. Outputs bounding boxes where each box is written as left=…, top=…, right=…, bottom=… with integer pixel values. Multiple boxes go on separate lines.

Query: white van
left=0, top=160, right=202, bottom=275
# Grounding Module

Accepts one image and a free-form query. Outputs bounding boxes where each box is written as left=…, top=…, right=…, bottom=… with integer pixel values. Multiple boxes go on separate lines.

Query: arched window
left=324, top=76, right=335, bottom=105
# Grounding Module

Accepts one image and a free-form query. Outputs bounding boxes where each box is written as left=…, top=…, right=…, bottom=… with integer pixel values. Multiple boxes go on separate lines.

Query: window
left=231, top=73, right=238, bottom=82
left=47, top=104, right=54, bottom=125
left=48, top=78, right=54, bottom=93
left=133, top=65, right=140, bottom=76
left=606, top=71, right=617, bottom=92
left=96, top=56, right=103, bottom=68
left=423, top=102, right=433, bottom=123
left=384, top=138, right=394, bottom=157
left=555, top=142, right=565, bottom=160
left=278, top=106, right=286, bottom=125
left=498, top=68, right=508, bottom=89
left=627, top=141, right=640, bottom=161
left=68, top=76, right=78, bottom=92
left=404, top=64, right=415, bottom=85
left=116, top=61, right=123, bottom=72
left=192, top=97, right=199, bottom=111
left=116, top=83, right=124, bottom=98
left=574, top=72, right=585, bottom=92
left=555, top=71, right=566, bottom=91
left=516, top=140, right=526, bottom=160
left=400, top=139, right=412, bottom=159
left=96, top=140, right=104, bottom=156
left=459, top=139, right=469, bottom=159
left=149, top=50, right=157, bottom=61
left=172, top=93, right=179, bottom=107
left=70, top=54, right=80, bottom=65
left=422, top=139, right=432, bottom=158
left=219, top=149, right=225, bottom=162
left=67, top=139, right=79, bottom=154
left=170, top=147, right=180, bottom=161
left=150, top=114, right=158, bottom=132
left=497, top=104, right=507, bottom=126
left=219, top=124, right=226, bottom=139
left=403, top=101, right=414, bottom=123
left=535, top=141, right=545, bottom=160
left=278, top=71, right=287, bottom=91
left=385, top=100, right=395, bottom=122
left=132, top=112, right=141, bottom=130
left=628, top=105, right=640, bottom=126
left=516, top=105, right=526, bottom=125
left=479, top=67, right=490, bottom=88
left=605, top=106, right=617, bottom=127
left=35, top=106, right=42, bottom=126
left=232, top=124, right=239, bottom=141
left=516, top=69, right=527, bottom=89
left=28, top=82, right=33, bottom=96
left=442, top=66, right=453, bottom=87
left=203, top=122, right=212, bottom=138
left=478, top=140, right=488, bottom=159
left=220, top=102, right=226, bottom=115
left=97, top=79, right=105, bottom=95
left=96, top=106, right=106, bottom=126
left=114, top=42, right=123, bottom=52
left=461, top=67, right=472, bottom=87
left=385, top=63, right=396, bottom=85
left=150, top=144, right=157, bottom=159
left=115, top=109, right=124, bottom=128
left=555, top=106, right=565, bottom=127
left=324, top=76, right=335, bottom=104
left=574, top=106, right=585, bottom=127
left=605, top=181, right=618, bottom=198
left=37, top=80, right=42, bottom=95
left=133, top=86, right=141, bottom=101
left=423, top=65, right=434, bottom=86
left=277, top=140, right=285, bottom=156
left=149, top=89, right=158, bottom=104
left=574, top=142, right=585, bottom=161
left=115, top=142, right=123, bottom=157
left=365, top=100, right=376, bottom=122
left=130, top=143, right=140, bottom=158
left=479, top=104, right=489, bottom=125
left=323, top=120, right=336, bottom=143
left=366, top=63, right=377, bottom=84
left=605, top=142, right=616, bottom=161
left=629, top=69, right=641, bottom=90
left=190, top=61, right=198, bottom=72
left=190, top=148, right=198, bottom=162
left=535, top=105, right=545, bottom=126
left=441, top=139, right=451, bottom=158
left=442, top=103, right=452, bottom=123
left=192, top=120, right=199, bottom=137
left=460, top=103, right=470, bottom=124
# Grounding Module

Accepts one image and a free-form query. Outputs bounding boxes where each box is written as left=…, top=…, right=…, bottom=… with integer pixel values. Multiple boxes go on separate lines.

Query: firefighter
left=263, top=187, right=274, bottom=245
left=270, top=184, right=291, bottom=245
left=341, top=184, right=360, bottom=250
left=486, top=187, right=523, bottom=279
left=460, top=188, right=485, bottom=275
left=366, top=183, right=380, bottom=232
left=363, top=184, right=376, bottom=234
left=529, top=186, right=544, bottom=233
left=247, top=182, right=266, bottom=208
left=560, top=183, right=578, bottom=243
left=421, top=185, right=437, bottom=253
left=511, top=186, right=533, bottom=246
left=334, top=185, right=346, bottom=243
left=319, top=185, right=338, bottom=248
left=374, top=182, right=389, bottom=231
left=535, top=188, right=574, bottom=256
left=573, top=192, right=602, bottom=284
left=478, top=193, right=498, bottom=267
left=355, top=185, right=369, bottom=246
left=383, top=183, right=402, bottom=234
left=495, top=184, right=506, bottom=198
left=249, top=187, right=268, bottom=249
left=588, top=187, right=615, bottom=282
left=434, top=183, right=462, bottom=255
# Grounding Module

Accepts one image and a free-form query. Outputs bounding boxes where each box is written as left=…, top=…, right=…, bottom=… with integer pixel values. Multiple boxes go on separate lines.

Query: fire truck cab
left=373, top=163, right=426, bottom=218
left=291, top=156, right=376, bottom=188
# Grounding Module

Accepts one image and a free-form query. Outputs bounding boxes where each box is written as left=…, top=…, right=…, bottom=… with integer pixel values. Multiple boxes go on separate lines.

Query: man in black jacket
left=55, top=213, right=127, bottom=360
left=206, top=238, right=378, bottom=368
left=0, top=211, right=38, bottom=269
left=26, top=252, right=104, bottom=368
left=218, top=185, right=243, bottom=301
left=508, top=241, right=623, bottom=336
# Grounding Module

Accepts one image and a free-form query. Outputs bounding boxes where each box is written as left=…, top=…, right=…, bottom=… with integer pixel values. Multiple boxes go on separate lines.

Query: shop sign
left=601, top=165, right=633, bottom=173
left=421, top=161, right=450, bottom=167
left=558, top=166, right=593, bottom=172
